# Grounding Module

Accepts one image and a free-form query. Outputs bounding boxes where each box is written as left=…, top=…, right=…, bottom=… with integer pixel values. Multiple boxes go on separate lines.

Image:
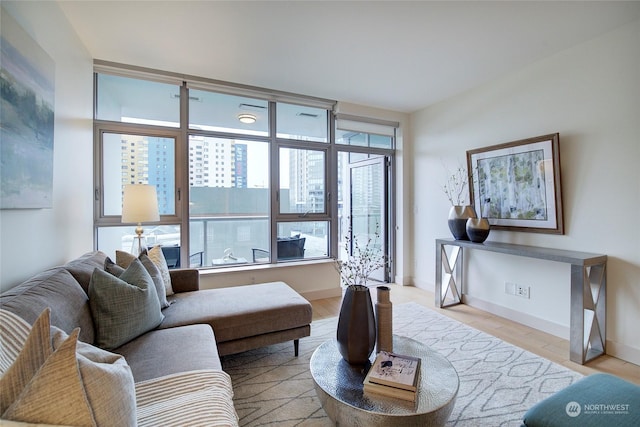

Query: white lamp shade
left=122, top=184, right=160, bottom=223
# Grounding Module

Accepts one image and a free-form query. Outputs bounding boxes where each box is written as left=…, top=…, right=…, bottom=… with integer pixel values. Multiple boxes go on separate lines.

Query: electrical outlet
left=515, top=284, right=530, bottom=299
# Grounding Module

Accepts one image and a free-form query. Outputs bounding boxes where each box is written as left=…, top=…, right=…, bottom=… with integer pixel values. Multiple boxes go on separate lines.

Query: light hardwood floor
left=310, top=284, right=640, bottom=385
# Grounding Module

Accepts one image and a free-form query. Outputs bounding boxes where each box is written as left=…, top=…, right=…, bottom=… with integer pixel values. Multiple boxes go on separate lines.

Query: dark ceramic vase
left=448, top=205, right=477, bottom=240
left=466, top=218, right=491, bottom=243
left=336, top=285, right=376, bottom=365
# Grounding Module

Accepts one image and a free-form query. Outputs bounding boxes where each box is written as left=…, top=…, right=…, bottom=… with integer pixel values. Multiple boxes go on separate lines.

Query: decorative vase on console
left=466, top=200, right=491, bottom=243
left=466, top=217, right=490, bottom=243
left=443, top=165, right=476, bottom=240
left=448, top=205, right=477, bottom=240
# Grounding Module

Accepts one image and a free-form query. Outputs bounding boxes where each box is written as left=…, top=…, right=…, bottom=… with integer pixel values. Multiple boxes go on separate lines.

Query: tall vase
left=448, top=205, right=477, bottom=240
left=336, top=285, right=376, bottom=365
left=375, top=286, right=393, bottom=353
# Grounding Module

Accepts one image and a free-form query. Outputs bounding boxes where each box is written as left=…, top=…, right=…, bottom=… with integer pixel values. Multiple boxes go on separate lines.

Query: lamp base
left=130, top=224, right=146, bottom=256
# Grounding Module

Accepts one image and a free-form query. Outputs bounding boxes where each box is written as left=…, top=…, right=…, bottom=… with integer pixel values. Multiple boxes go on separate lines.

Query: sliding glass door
left=338, top=153, right=389, bottom=284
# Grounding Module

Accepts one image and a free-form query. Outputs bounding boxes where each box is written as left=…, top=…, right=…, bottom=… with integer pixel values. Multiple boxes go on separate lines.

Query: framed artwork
left=466, top=133, right=563, bottom=234
left=0, top=8, right=55, bottom=209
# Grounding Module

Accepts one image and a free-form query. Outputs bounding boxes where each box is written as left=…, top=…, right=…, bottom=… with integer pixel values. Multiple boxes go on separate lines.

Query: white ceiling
left=57, top=1, right=640, bottom=113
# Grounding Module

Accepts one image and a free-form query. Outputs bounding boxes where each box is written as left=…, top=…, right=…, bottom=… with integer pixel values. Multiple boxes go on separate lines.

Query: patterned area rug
left=222, top=302, right=582, bottom=426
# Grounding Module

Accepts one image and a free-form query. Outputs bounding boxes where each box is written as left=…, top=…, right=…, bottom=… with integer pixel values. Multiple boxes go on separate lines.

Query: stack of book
left=363, top=351, right=421, bottom=402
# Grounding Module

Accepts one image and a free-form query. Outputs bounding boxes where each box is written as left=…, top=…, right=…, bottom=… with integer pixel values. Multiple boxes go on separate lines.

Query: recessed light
left=238, top=113, right=257, bottom=124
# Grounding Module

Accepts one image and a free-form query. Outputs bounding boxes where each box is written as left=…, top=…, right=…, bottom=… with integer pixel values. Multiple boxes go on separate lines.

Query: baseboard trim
left=606, top=340, right=640, bottom=366
left=302, top=287, right=342, bottom=301
left=462, top=295, right=570, bottom=340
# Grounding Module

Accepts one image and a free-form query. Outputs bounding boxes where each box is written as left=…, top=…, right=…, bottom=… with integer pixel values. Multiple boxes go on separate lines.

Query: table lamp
left=122, top=184, right=160, bottom=255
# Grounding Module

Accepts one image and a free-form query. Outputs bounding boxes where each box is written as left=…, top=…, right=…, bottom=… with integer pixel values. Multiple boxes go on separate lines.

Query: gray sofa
left=0, top=250, right=313, bottom=425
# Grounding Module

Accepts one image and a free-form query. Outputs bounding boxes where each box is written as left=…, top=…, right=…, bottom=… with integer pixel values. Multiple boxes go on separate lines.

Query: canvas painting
left=1, top=8, right=55, bottom=209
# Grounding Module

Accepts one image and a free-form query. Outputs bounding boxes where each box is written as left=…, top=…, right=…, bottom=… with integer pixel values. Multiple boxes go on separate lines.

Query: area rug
left=222, top=302, right=583, bottom=426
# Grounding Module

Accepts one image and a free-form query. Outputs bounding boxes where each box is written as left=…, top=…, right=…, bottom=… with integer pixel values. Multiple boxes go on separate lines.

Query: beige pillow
left=146, top=245, right=174, bottom=296
left=0, top=309, right=136, bottom=427
left=52, top=328, right=137, bottom=427
left=0, top=309, right=32, bottom=375
left=115, top=250, right=136, bottom=269
left=0, top=308, right=52, bottom=414
left=2, top=328, right=96, bottom=426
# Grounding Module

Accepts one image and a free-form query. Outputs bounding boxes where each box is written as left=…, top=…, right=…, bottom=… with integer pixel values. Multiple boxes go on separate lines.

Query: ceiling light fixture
left=237, top=113, right=257, bottom=124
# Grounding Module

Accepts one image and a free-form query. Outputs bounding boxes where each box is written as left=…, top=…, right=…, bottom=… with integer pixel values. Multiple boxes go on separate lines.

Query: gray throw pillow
left=106, top=255, right=170, bottom=308
left=138, top=254, right=171, bottom=308
left=89, top=259, right=164, bottom=350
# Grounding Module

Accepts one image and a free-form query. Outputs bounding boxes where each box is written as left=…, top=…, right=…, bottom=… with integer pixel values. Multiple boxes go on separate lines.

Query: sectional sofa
left=0, top=250, right=313, bottom=426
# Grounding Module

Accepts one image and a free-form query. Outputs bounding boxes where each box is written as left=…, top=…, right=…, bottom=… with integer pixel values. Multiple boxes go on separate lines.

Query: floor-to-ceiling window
left=335, top=115, right=396, bottom=284
left=93, top=62, right=396, bottom=280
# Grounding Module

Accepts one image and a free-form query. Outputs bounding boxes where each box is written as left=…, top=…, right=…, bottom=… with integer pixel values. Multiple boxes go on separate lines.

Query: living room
left=1, top=1, right=639, bottom=425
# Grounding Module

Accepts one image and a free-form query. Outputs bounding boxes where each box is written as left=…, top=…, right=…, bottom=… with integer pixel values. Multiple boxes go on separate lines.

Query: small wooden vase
left=375, top=286, right=393, bottom=353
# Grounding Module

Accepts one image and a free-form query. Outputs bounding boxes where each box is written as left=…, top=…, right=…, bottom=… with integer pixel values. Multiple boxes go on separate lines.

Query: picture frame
left=466, top=133, right=563, bottom=234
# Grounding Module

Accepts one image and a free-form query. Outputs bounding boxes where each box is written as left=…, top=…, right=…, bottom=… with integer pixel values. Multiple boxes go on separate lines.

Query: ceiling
left=57, top=1, right=640, bottom=114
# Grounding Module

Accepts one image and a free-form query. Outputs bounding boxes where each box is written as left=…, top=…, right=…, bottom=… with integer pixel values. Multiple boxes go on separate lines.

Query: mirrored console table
left=435, top=238, right=607, bottom=365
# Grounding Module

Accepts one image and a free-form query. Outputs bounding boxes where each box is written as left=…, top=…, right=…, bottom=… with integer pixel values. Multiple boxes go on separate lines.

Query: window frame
left=93, top=121, right=184, bottom=226
left=93, top=63, right=396, bottom=273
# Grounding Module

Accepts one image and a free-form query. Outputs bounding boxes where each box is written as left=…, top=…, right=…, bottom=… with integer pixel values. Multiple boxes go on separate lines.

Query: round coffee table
left=310, top=335, right=459, bottom=426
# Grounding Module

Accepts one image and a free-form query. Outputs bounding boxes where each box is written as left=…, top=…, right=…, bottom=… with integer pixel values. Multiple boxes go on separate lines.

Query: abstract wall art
left=1, top=8, right=55, bottom=209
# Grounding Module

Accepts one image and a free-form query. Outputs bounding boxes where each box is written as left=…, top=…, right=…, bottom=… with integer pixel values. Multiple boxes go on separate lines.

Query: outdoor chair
left=252, top=236, right=306, bottom=262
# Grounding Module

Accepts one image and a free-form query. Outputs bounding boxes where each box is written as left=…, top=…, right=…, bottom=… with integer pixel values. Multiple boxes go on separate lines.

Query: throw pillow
left=2, top=327, right=96, bottom=426
left=89, top=259, right=164, bottom=350
left=146, top=245, right=174, bottom=296
left=0, top=309, right=137, bottom=427
left=105, top=256, right=126, bottom=276
left=115, top=249, right=136, bottom=269
left=0, top=308, right=52, bottom=414
left=0, top=309, right=32, bottom=375
left=107, top=254, right=170, bottom=308
left=52, top=328, right=136, bottom=427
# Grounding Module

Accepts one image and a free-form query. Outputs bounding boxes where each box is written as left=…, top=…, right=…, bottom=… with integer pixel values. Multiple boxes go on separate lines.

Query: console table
left=435, top=238, right=607, bottom=365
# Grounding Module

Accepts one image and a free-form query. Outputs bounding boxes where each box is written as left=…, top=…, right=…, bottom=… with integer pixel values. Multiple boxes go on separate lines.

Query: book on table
left=362, top=351, right=421, bottom=401
left=363, top=376, right=418, bottom=402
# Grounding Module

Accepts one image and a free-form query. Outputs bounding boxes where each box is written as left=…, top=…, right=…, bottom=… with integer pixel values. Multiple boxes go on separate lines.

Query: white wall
left=0, top=2, right=94, bottom=292
left=411, top=19, right=640, bottom=364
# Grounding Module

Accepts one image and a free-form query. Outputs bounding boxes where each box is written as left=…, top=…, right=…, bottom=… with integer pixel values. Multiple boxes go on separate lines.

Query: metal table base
left=435, top=238, right=607, bottom=365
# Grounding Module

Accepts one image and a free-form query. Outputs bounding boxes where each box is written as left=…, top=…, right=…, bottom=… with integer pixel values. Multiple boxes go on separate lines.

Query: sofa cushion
left=89, top=260, right=164, bottom=350
left=0, top=268, right=95, bottom=344
left=136, top=370, right=238, bottom=427
left=115, top=324, right=222, bottom=382
left=160, top=282, right=312, bottom=344
left=110, top=253, right=170, bottom=308
left=64, top=251, right=109, bottom=294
